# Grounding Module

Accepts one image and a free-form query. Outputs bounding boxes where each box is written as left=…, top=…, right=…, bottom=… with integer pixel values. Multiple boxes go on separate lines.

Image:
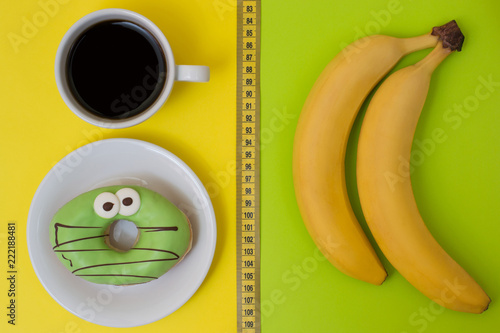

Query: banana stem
left=400, top=20, right=465, bottom=57
left=399, top=33, right=439, bottom=54
left=415, top=42, right=452, bottom=73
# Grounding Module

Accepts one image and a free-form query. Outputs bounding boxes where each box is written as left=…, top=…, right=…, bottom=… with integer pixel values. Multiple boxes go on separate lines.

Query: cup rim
left=55, top=8, right=176, bottom=129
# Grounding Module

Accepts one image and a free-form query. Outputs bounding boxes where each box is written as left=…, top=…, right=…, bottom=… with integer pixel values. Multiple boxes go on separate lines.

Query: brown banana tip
left=483, top=297, right=492, bottom=312
left=431, top=20, right=465, bottom=51
left=380, top=271, right=388, bottom=285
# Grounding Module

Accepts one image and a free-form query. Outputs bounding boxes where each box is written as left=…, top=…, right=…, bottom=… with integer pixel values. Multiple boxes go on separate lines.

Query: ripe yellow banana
left=357, top=21, right=490, bottom=312
left=293, top=25, right=447, bottom=285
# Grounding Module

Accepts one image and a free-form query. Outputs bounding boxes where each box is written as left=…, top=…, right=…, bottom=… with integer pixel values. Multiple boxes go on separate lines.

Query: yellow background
left=0, top=0, right=237, bottom=332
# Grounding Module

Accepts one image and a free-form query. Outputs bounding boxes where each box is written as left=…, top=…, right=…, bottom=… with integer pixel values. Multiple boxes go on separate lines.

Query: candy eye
left=116, top=188, right=141, bottom=216
left=94, top=192, right=119, bottom=218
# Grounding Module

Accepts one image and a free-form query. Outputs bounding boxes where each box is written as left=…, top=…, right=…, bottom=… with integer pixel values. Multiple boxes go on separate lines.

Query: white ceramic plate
left=27, top=138, right=216, bottom=327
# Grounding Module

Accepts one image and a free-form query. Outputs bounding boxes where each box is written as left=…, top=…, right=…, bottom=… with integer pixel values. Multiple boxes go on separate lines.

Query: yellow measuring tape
left=236, top=0, right=260, bottom=332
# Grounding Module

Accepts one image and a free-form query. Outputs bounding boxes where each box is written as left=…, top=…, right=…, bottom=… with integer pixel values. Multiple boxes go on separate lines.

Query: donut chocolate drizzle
left=55, top=249, right=112, bottom=252
left=76, top=274, right=158, bottom=279
left=137, top=226, right=179, bottom=232
left=53, top=223, right=103, bottom=249
left=53, top=222, right=181, bottom=280
left=53, top=234, right=109, bottom=249
left=61, top=254, right=73, bottom=267
left=71, top=255, right=179, bottom=274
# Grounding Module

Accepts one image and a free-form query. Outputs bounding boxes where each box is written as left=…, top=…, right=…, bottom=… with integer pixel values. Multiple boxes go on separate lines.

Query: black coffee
left=67, top=21, right=166, bottom=119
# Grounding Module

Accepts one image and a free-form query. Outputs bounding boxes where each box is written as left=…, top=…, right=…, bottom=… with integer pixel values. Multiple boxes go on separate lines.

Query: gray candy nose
left=107, top=219, right=139, bottom=252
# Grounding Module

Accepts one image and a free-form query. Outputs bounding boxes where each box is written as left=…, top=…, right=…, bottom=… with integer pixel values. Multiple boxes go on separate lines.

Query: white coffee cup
left=55, top=8, right=210, bottom=129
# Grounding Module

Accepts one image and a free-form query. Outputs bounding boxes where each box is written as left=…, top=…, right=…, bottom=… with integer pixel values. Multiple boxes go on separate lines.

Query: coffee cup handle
left=175, top=65, right=210, bottom=82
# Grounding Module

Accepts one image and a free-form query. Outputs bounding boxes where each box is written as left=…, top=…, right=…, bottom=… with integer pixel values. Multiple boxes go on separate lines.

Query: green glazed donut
left=49, top=185, right=192, bottom=285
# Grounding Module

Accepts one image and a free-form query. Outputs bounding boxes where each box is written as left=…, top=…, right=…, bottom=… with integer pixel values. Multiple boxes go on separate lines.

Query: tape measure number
left=236, top=1, right=260, bottom=332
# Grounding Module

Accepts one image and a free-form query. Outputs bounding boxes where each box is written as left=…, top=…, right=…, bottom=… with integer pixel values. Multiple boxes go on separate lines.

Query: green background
left=261, top=0, right=500, bottom=332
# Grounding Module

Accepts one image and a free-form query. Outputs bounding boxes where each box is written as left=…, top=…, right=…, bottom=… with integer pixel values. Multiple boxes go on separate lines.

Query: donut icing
left=49, top=185, right=192, bottom=285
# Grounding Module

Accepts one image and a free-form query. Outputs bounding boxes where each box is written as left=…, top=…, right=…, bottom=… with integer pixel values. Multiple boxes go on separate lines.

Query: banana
left=357, top=21, right=490, bottom=312
left=293, top=24, right=446, bottom=285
